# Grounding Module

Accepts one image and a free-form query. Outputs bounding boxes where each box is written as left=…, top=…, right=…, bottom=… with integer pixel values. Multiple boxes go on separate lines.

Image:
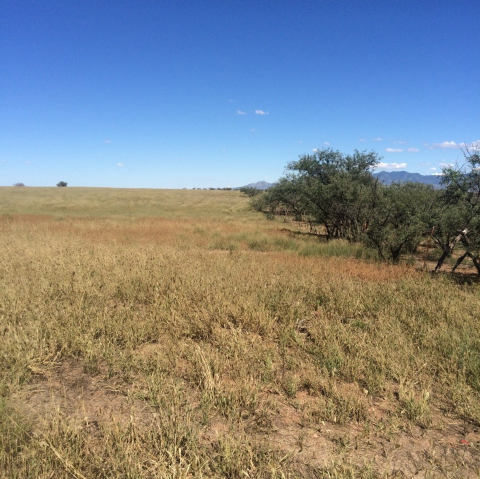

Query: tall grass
left=1, top=189, right=480, bottom=477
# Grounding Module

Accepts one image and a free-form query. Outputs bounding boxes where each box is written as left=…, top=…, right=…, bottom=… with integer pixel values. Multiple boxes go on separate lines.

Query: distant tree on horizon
left=56, top=181, right=68, bottom=187
left=13, top=182, right=25, bottom=187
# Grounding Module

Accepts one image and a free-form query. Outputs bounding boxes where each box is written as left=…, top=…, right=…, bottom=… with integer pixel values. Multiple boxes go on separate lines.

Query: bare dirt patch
left=10, top=359, right=154, bottom=430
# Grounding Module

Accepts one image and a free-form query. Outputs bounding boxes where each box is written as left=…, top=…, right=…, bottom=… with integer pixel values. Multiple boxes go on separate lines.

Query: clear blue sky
left=1, top=0, right=479, bottom=188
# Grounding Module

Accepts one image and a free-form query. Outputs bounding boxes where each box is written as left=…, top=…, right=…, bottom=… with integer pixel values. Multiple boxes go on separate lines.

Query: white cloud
left=372, top=137, right=383, bottom=142
left=0, top=159, right=6, bottom=163
left=313, top=148, right=319, bottom=152
left=432, top=140, right=464, bottom=149
left=237, top=110, right=246, bottom=115
left=104, top=140, right=111, bottom=144
left=432, top=172, right=444, bottom=176
left=430, top=167, right=437, bottom=171
left=255, top=110, right=269, bottom=115
left=250, top=129, right=255, bottom=133
left=440, top=140, right=480, bottom=150
left=394, top=140, right=407, bottom=145
left=375, top=162, right=407, bottom=170
left=440, top=161, right=454, bottom=168
left=407, top=148, right=420, bottom=152
left=324, top=141, right=330, bottom=146
left=359, top=139, right=366, bottom=143
left=385, top=148, right=403, bottom=153
left=116, top=162, right=124, bottom=167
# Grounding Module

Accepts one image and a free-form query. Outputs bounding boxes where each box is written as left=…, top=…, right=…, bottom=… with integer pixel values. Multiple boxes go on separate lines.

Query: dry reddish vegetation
left=1, top=191, right=480, bottom=478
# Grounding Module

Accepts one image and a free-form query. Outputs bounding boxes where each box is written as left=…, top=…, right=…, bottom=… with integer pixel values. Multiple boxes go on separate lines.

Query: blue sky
left=1, top=0, right=479, bottom=188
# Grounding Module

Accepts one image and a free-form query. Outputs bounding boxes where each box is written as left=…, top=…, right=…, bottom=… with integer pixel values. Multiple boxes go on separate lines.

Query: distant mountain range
left=236, top=181, right=274, bottom=190
left=373, top=171, right=443, bottom=188
left=239, top=172, right=443, bottom=190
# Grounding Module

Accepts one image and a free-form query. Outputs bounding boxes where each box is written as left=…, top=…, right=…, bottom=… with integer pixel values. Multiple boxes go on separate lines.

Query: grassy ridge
left=1, top=189, right=480, bottom=477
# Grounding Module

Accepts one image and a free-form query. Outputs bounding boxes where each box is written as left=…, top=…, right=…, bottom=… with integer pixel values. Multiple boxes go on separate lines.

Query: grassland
left=1, top=187, right=480, bottom=478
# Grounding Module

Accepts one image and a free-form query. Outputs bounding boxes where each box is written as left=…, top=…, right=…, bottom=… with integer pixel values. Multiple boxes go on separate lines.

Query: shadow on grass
left=433, top=270, right=480, bottom=285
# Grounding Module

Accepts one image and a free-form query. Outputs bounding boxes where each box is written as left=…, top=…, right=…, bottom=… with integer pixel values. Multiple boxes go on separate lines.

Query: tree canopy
left=252, top=147, right=480, bottom=270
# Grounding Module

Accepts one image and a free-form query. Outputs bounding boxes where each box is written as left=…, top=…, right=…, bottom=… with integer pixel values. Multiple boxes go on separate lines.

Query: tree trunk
left=451, top=252, right=469, bottom=273
left=466, top=252, right=480, bottom=276
left=433, top=228, right=468, bottom=273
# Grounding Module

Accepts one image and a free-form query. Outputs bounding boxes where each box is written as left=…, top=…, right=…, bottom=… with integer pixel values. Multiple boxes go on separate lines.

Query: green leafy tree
left=260, top=149, right=381, bottom=241
left=365, top=182, right=437, bottom=263
left=433, top=148, right=480, bottom=273
left=56, top=181, right=68, bottom=187
left=239, top=186, right=262, bottom=197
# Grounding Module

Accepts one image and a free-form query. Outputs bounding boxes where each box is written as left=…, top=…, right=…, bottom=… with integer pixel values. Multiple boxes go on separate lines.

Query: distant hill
left=236, top=181, right=274, bottom=190
left=373, top=171, right=443, bottom=188
left=237, top=173, right=443, bottom=191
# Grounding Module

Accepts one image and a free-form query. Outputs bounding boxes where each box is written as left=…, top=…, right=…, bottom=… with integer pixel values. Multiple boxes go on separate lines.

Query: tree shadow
left=434, top=270, right=480, bottom=285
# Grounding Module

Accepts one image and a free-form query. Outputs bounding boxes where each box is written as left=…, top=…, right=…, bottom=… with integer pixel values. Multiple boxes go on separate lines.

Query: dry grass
left=1, top=188, right=480, bottom=478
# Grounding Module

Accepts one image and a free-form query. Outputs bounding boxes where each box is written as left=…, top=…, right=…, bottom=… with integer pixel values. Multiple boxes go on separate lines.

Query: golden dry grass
left=1, top=188, right=480, bottom=478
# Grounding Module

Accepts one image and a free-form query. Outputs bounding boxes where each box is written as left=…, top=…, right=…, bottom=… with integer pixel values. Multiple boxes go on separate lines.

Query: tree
left=56, top=181, right=68, bottom=187
left=260, top=149, right=381, bottom=241
left=13, top=182, right=25, bottom=187
left=433, top=147, right=480, bottom=274
left=239, top=186, right=262, bottom=197
left=365, top=182, right=437, bottom=262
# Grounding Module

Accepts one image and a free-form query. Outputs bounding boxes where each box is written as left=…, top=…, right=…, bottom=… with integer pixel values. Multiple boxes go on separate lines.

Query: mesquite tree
left=433, top=148, right=480, bottom=273
left=365, top=182, right=437, bottom=263
left=260, top=149, right=381, bottom=241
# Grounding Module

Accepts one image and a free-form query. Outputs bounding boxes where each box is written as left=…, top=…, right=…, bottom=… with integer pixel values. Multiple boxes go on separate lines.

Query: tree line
left=247, top=148, right=480, bottom=273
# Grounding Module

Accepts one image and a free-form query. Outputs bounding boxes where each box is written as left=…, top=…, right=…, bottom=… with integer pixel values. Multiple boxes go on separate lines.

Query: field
left=1, top=187, right=480, bottom=478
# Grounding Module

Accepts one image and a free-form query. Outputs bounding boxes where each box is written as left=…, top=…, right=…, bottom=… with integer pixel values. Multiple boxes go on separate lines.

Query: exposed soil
left=9, top=358, right=480, bottom=478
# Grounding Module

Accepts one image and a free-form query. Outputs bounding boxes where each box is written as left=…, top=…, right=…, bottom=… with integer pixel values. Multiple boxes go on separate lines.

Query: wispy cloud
left=0, top=159, right=6, bottom=163
left=430, top=140, right=480, bottom=149
left=359, top=139, right=366, bottom=143
left=432, top=140, right=463, bottom=149
left=372, top=137, right=383, bottom=142
left=104, top=140, right=112, bottom=144
left=237, top=110, right=246, bottom=115
left=255, top=110, right=269, bottom=115
left=394, top=140, right=407, bottom=145
left=407, top=147, right=420, bottom=152
left=430, top=167, right=437, bottom=171
left=116, top=162, right=124, bottom=167
left=385, top=148, right=403, bottom=153
left=375, top=162, right=407, bottom=170
left=324, top=141, right=330, bottom=146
